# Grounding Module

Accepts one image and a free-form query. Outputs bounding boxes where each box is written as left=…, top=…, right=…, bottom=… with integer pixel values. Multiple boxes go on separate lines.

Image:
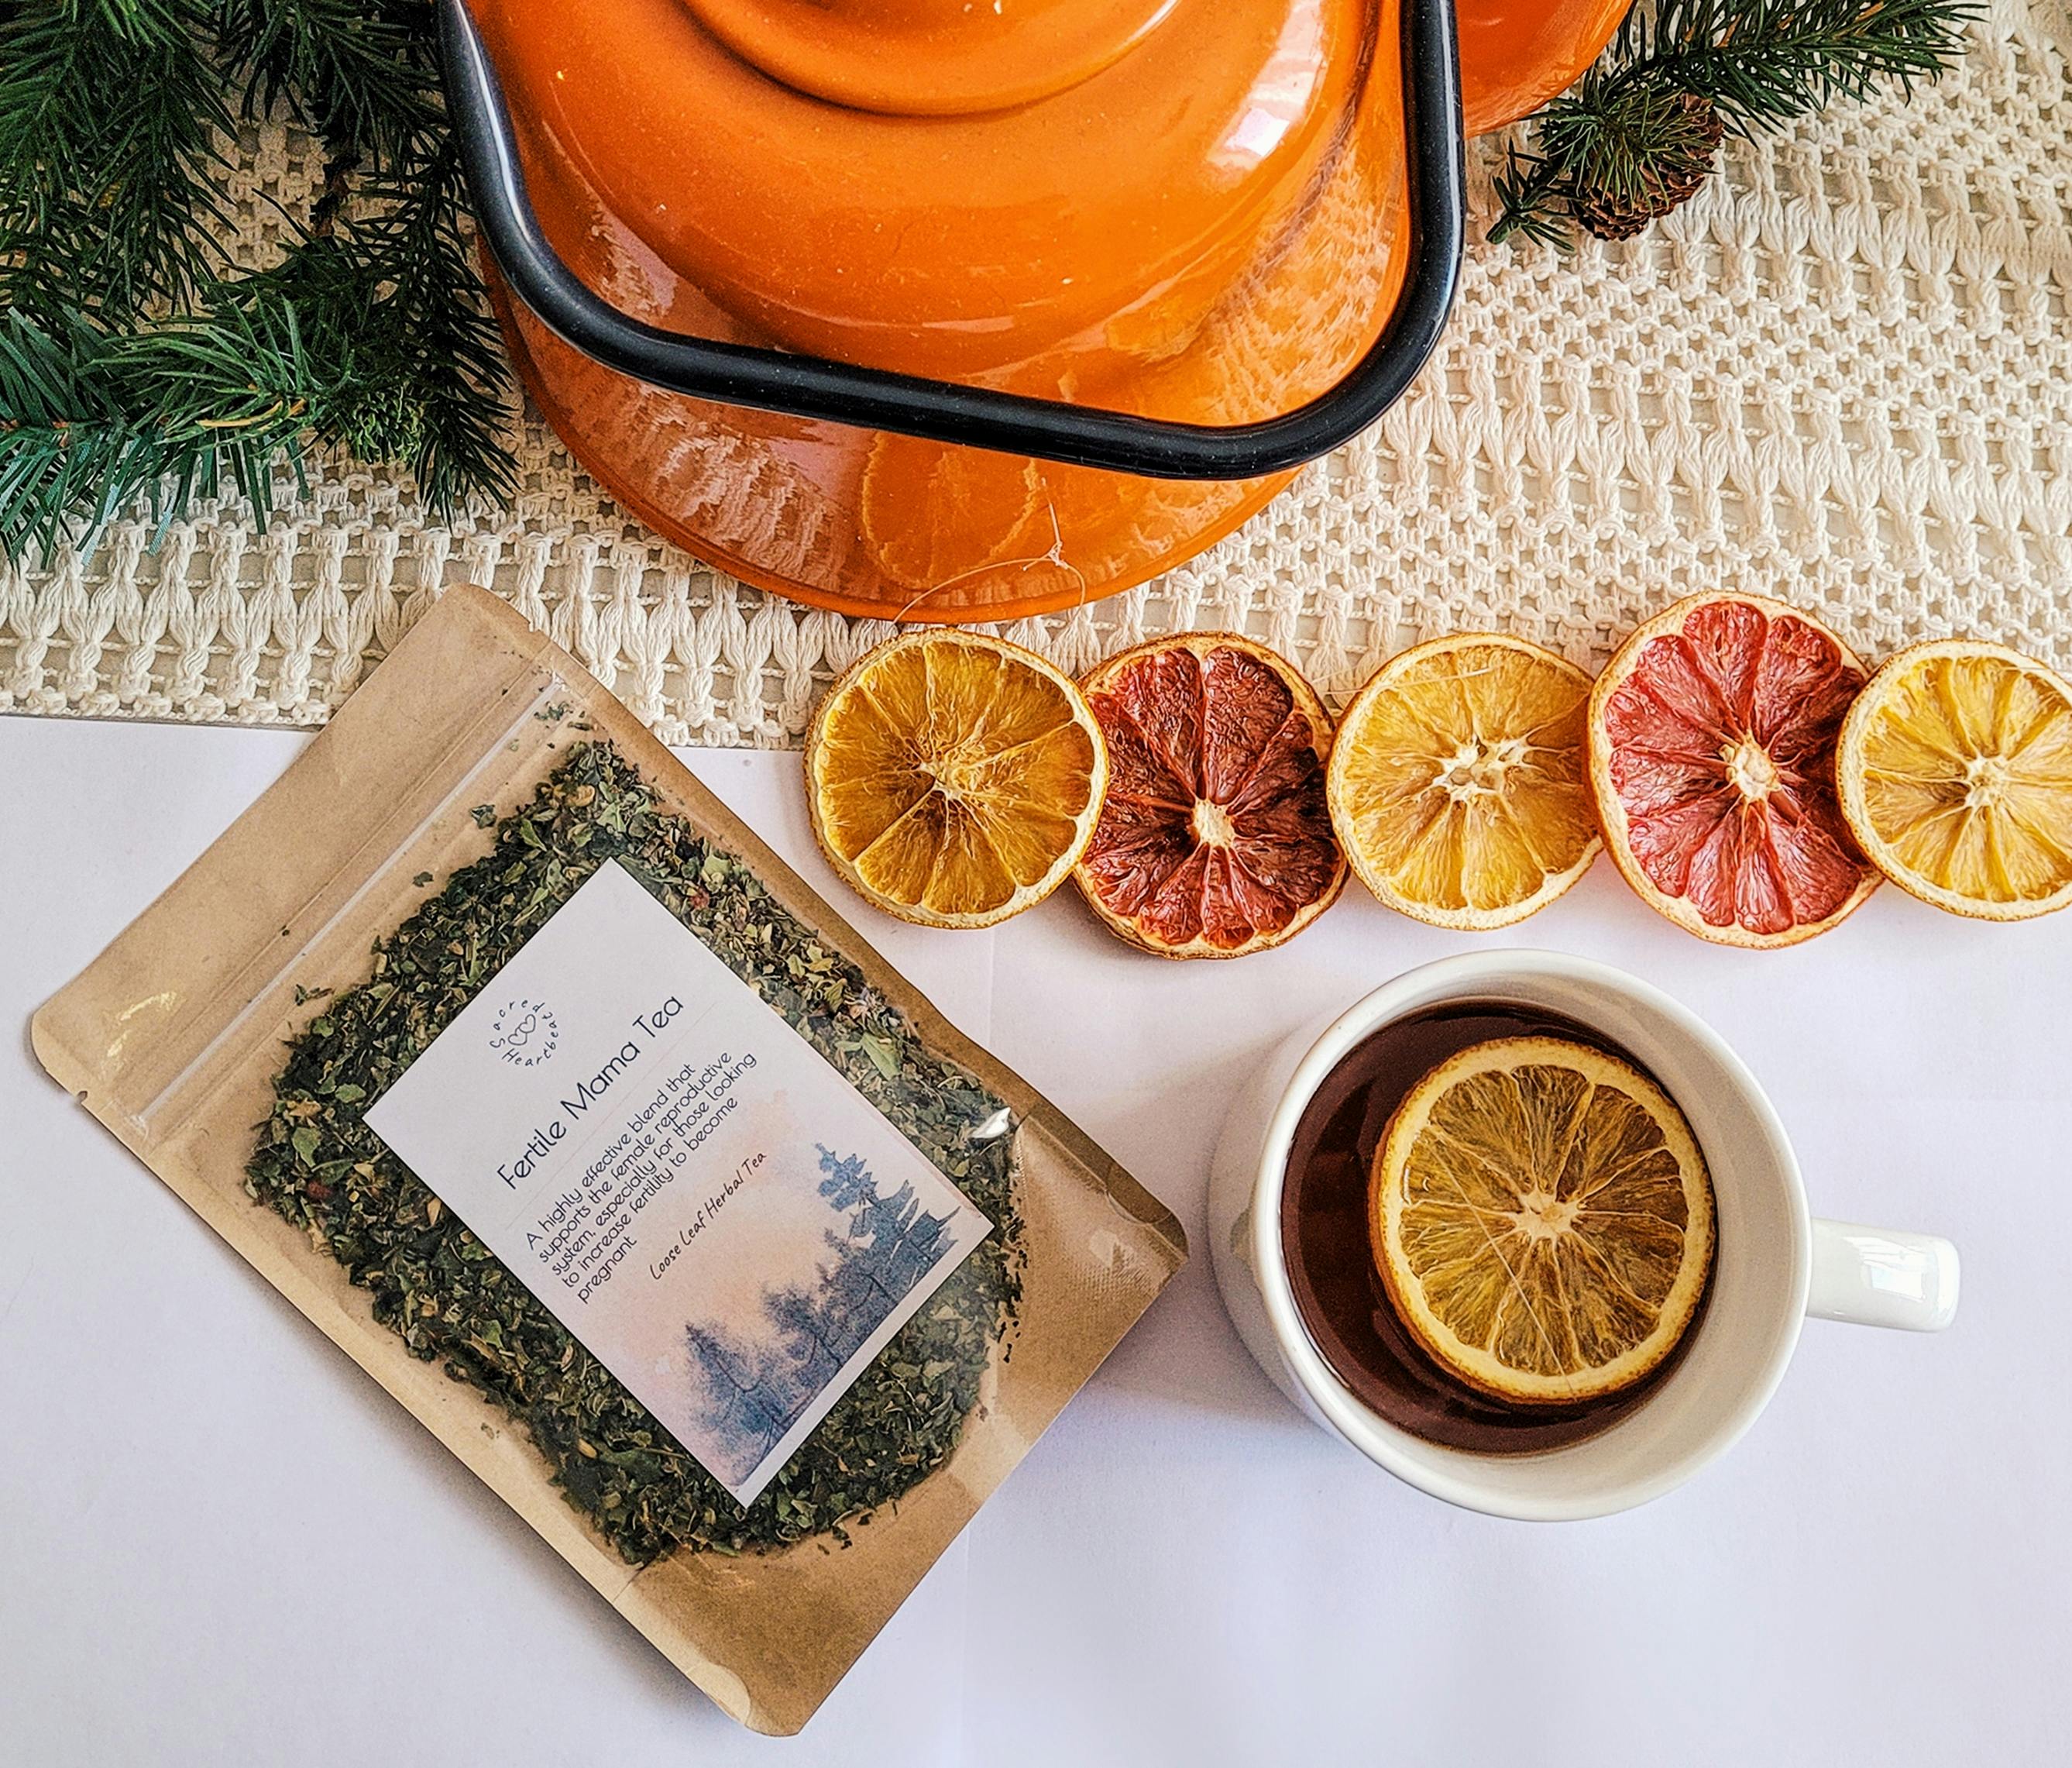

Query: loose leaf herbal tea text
left=246, top=742, right=1024, bottom=1562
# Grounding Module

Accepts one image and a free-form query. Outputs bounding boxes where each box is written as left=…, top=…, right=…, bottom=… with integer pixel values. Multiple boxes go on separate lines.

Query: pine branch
left=1493, top=0, right=1977, bottom=247
left=0, top=0, right=514, bottom=562
left=1490, top=153, right=1577, bottom=251
left=1638, top=0, right=1973, bottom=130
left=337, top=143, right=515, bottom=512
left=0, top=302, right=324, bottom=559
left=211, top=0, right=442, bottom=167
left=0, top=0, right=233, bottom=320
left=249, top=143, right=516, bottom=515
left=0, top=203, right=516, bottom=563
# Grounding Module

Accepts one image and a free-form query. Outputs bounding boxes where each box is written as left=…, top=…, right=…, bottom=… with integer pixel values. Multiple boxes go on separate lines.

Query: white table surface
left=2, top=719, right=2064, bottom=1766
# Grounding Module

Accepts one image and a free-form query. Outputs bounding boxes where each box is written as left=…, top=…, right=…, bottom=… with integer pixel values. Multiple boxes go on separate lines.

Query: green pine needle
left=1640, top=0, right=1975, bottom=130
left=1492, top=0, right=1978, bottom=247
left=0, top=303, right=314, bottom=559
left=214, top=0, right=443, bottom=167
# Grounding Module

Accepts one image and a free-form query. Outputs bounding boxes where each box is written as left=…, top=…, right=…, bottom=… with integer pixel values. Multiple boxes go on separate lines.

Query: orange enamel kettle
left=441, top=0, right=1624, bottom=621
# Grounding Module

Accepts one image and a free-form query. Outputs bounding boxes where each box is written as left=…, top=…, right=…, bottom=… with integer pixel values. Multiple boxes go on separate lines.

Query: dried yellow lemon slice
left=807, top=630, right=1107, bottom=928
left=1369, top=1037, right=1714, bottom=1405
left=1328, top=635, right=1600, bottom=930
left=1837, top=639, right=2072, bottom=921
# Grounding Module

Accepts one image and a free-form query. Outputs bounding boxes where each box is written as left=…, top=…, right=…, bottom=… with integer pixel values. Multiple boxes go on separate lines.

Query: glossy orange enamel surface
left=479, top=0, right=1373, bottom=383
left=679, top=0, right=1180, bottom=114
left=469, top=0, right=1611, bottom=620
left=1457, top=0, right=1630, bottom=135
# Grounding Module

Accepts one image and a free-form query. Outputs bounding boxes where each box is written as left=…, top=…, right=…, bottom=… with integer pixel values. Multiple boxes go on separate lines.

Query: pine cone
left=1575, top=191, right=1658, bottom=241
left=1575, top=93, right=1727, bottom=242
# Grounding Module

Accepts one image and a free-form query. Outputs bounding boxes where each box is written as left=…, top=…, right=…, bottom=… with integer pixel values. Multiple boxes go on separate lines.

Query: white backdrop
left=2, top=721, right=2064, bottom=1765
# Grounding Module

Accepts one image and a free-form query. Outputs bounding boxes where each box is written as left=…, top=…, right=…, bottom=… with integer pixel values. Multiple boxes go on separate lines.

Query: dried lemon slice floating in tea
left=807, top=630, right=1107, bottom=928
left=1838, top=639, right=2072, bottom=921
left=1369, top=1037, right=1715, bottom=1406
left=1327, top=635, right=1600, bottom=930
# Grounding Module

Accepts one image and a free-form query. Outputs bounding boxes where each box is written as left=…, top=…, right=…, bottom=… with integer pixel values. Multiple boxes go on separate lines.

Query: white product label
left=365, top=859, right=988, bottom=1505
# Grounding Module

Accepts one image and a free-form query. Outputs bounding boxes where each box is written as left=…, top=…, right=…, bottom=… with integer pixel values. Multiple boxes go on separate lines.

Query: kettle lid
left=680, top=0, right=1179, bottom=115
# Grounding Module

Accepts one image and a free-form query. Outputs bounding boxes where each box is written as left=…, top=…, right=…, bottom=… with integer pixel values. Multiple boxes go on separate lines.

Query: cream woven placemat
left=3, top=1, right=2067, bottom=745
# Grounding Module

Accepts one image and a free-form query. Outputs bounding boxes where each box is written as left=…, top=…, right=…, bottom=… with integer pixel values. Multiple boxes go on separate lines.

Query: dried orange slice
left=806, top=631, right=1106, bottom=928
left=1589, top=593, right=1878, bottom=947
left=1074, top=633, right=1345, bottom=958
left=1370, top=1037, right=1715, bottom=1406
left=1838, top=640, right=2072, bottom=920
left=1327, top=635, right=1600, bottom=930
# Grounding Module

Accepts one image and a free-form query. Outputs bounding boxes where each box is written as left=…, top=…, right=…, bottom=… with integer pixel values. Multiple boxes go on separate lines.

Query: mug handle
left=1807, top=1219, right=1960, bottom=1332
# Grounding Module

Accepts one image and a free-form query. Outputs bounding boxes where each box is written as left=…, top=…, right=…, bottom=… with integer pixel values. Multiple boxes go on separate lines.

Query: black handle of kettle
left=437, top=0, right=1464, bottom=482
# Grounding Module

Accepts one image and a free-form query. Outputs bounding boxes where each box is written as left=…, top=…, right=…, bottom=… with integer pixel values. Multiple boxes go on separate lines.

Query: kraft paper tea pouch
left=33, top=584, right=1186, bottom=1735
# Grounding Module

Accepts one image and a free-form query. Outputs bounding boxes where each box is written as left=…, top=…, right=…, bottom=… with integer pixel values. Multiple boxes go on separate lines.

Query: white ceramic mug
left=1207, top=951, right=1960, bottom=1520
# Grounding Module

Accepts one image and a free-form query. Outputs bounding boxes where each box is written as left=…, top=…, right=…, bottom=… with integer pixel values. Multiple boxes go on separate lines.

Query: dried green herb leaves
left=246, top=742, right=1022, bottom=1562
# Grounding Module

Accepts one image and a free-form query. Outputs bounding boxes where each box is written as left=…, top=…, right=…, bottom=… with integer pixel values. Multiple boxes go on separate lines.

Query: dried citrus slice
left=1074, top=632, right=1346, bottom=957
left=1837, top=640, right=2072, bottom=920
left=1589, top=593, right=1878, bottom=947
left=1327, top=635, right=1600, bottom=930
left=806, top=630, right=1106, bottom=928
left=1370, top=1037, right=1715, bottom=1406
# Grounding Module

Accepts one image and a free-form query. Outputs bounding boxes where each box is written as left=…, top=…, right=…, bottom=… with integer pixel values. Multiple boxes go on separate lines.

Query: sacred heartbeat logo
left=488, top=996, right=561, bottom=1068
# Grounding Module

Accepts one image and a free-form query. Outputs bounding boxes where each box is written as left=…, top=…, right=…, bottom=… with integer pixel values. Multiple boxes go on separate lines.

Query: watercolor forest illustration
left=683, top=1146, right=964, bottom=1489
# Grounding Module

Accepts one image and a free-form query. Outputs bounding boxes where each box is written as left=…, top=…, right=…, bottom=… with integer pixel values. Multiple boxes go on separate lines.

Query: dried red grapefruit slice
left=1589, top=593, right=1878, bottom=947
left=1075, top=634, right=1346, bottom=958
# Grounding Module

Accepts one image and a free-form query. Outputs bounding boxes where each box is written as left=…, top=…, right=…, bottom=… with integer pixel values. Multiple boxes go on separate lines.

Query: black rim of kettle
left=437, top=0, right=1465, bottom=483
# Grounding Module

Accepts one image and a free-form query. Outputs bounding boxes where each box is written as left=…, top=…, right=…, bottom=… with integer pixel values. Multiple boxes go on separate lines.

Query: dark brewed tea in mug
left=1280, top=1001, right=1713, bottom=1454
